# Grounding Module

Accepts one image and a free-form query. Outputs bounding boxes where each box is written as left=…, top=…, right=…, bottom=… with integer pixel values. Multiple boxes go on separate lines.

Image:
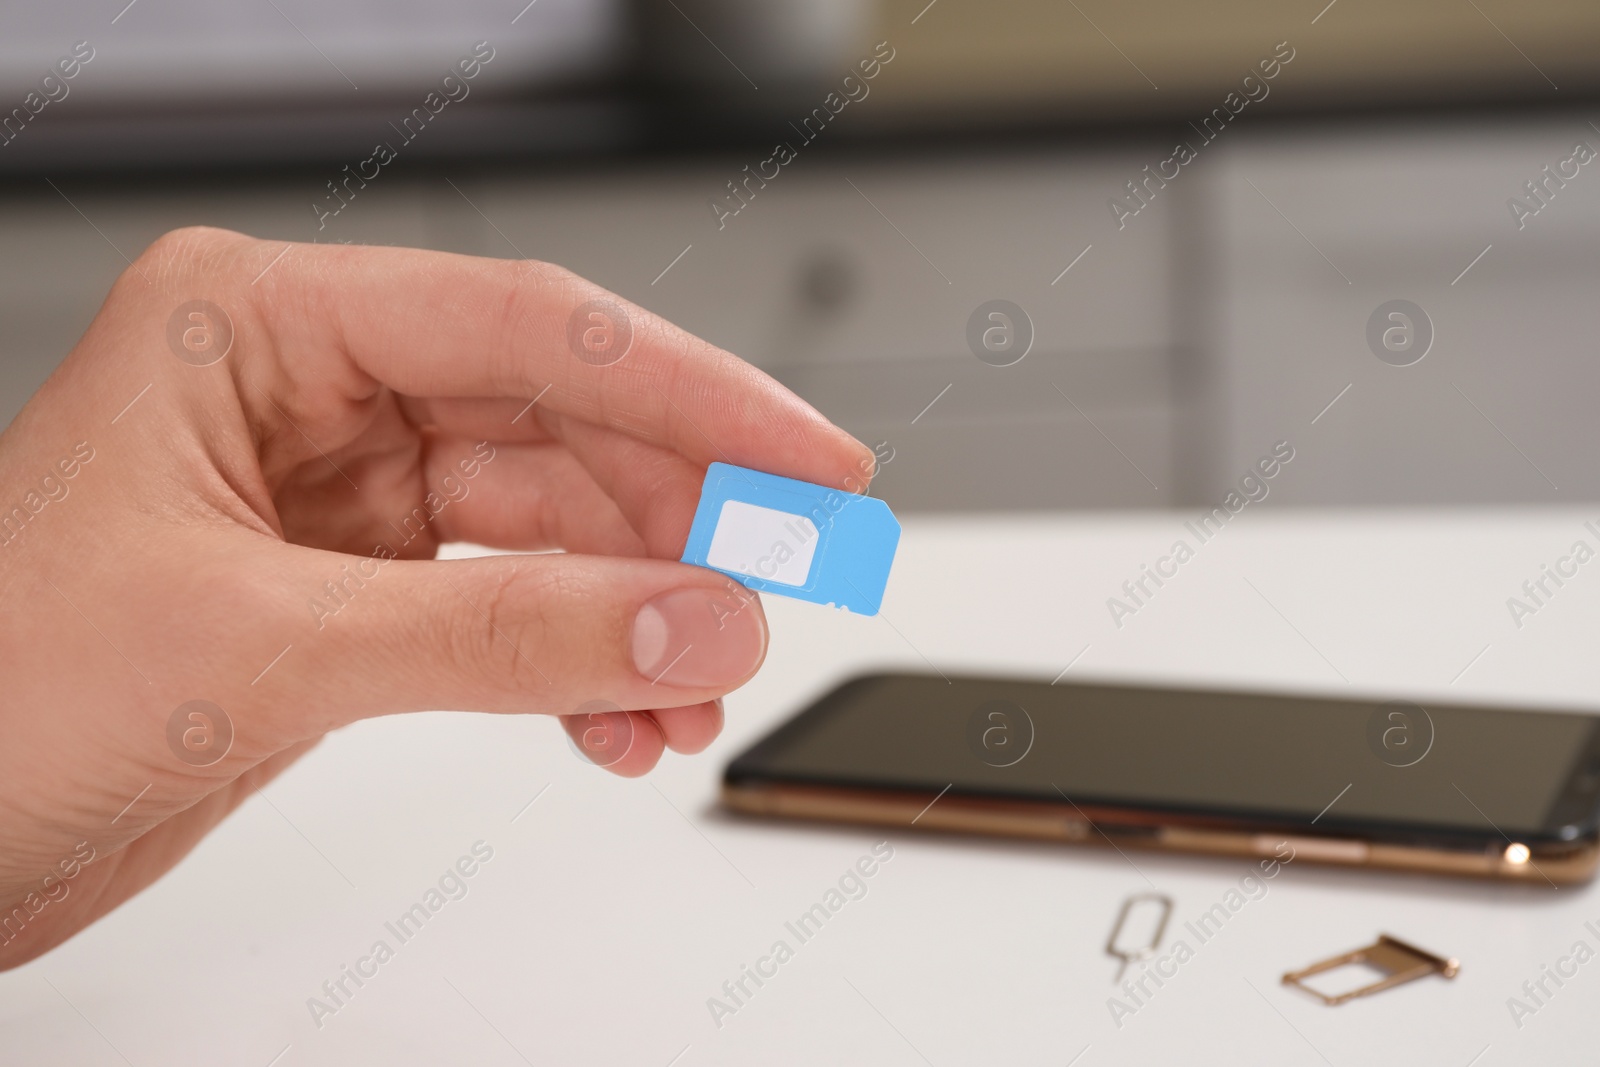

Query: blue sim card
left=680, top=462, right=900, bottom=615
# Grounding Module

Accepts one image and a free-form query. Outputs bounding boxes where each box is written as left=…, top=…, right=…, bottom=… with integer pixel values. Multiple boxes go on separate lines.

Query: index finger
left=220, top=232, right=875, bottom=490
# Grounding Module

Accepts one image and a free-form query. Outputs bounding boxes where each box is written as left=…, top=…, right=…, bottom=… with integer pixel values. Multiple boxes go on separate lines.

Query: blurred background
left=2, top=0, right=1598, bottom=512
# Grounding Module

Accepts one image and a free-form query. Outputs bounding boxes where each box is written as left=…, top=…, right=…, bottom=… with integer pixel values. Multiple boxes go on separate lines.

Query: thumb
left=268, top=550, right=769, bottom=737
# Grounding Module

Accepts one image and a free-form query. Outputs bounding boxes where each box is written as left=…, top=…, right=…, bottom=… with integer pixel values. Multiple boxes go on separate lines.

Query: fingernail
left=632, top=588, right=765, bottom=687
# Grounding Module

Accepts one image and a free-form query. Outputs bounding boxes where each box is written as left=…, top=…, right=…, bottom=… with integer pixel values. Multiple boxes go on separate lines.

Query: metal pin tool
left=1105, top=893, right=1173, bottom=982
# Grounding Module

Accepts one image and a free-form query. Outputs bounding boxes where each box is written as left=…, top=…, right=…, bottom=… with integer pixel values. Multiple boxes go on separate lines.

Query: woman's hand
left=0, top=227, right=873, bottom=968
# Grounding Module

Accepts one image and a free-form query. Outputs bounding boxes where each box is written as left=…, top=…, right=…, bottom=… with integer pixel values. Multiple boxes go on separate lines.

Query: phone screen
left=727, top=674, right=1600, bottom=843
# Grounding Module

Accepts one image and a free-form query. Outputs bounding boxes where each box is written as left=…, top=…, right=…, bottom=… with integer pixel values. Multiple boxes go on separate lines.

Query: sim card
left=681, top=462, right=900, bottom=615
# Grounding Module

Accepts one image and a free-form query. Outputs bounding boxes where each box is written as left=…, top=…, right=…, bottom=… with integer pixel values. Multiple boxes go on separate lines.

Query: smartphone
left=723, top=673, right=1600, bottom=883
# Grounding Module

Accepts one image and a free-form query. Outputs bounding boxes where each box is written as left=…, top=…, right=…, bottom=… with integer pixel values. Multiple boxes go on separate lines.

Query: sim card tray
left=1282, top=934, right=1460, bottom=1005
left=1105, top=893, right=1173, bottom=982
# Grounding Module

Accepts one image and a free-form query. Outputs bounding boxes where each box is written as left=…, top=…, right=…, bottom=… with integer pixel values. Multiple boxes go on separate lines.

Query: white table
left=5, top=510, right=1599, bottom=1066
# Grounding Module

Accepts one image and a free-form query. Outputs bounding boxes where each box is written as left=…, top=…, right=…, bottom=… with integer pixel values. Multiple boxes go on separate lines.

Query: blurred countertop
left=3, top=508, right=1600, bottom=1063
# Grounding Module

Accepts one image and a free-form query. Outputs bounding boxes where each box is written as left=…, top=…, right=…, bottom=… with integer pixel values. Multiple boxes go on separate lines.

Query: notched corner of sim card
left=682, top=462, right=902, bottom=616
left=827, top=495, right=900, bottom=617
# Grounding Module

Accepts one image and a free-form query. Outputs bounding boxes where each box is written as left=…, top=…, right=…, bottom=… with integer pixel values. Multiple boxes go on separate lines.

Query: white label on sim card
left=705, top=500, right=819, bottom=587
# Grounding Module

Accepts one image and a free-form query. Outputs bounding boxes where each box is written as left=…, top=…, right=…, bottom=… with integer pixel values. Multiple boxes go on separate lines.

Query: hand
left=0, top=227, right=873, bottom=968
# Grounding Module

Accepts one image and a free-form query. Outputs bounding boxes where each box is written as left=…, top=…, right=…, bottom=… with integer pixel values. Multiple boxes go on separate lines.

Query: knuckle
left=450, top=563, right=599, bottom=696
left=120, top=226, right=257, bottom=299
left=133, top=226, right=247, bottom=277
left=491, top=259, right=573, bottom=388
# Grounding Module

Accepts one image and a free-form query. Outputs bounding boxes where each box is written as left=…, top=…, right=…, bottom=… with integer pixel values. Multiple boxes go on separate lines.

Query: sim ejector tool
left=1282, top=934, right=1459, bottom=1005
left=1105, top=893, right=1173, bottom=982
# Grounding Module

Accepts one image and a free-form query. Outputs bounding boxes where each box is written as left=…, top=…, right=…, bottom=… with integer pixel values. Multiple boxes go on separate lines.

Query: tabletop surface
left=5, top=508, right=1600, bottom=1067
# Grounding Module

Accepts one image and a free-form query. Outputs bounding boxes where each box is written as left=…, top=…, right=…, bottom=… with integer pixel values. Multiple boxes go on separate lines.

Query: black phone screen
left=726, top=674, right=1600, bottom=843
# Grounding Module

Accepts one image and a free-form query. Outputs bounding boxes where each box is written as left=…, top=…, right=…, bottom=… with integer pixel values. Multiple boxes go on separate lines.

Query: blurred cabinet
left=1204, top=120, right=1600, bottom=505
left=467, top=151, right=1180, bottom=511
left=0, top=147, right=1183, bottom=512
left=2, top=118, right=1597, bottom=511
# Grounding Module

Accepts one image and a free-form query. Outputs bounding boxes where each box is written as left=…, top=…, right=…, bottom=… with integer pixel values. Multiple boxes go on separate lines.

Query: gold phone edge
left=722, top=782, right=1599, bottom=884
